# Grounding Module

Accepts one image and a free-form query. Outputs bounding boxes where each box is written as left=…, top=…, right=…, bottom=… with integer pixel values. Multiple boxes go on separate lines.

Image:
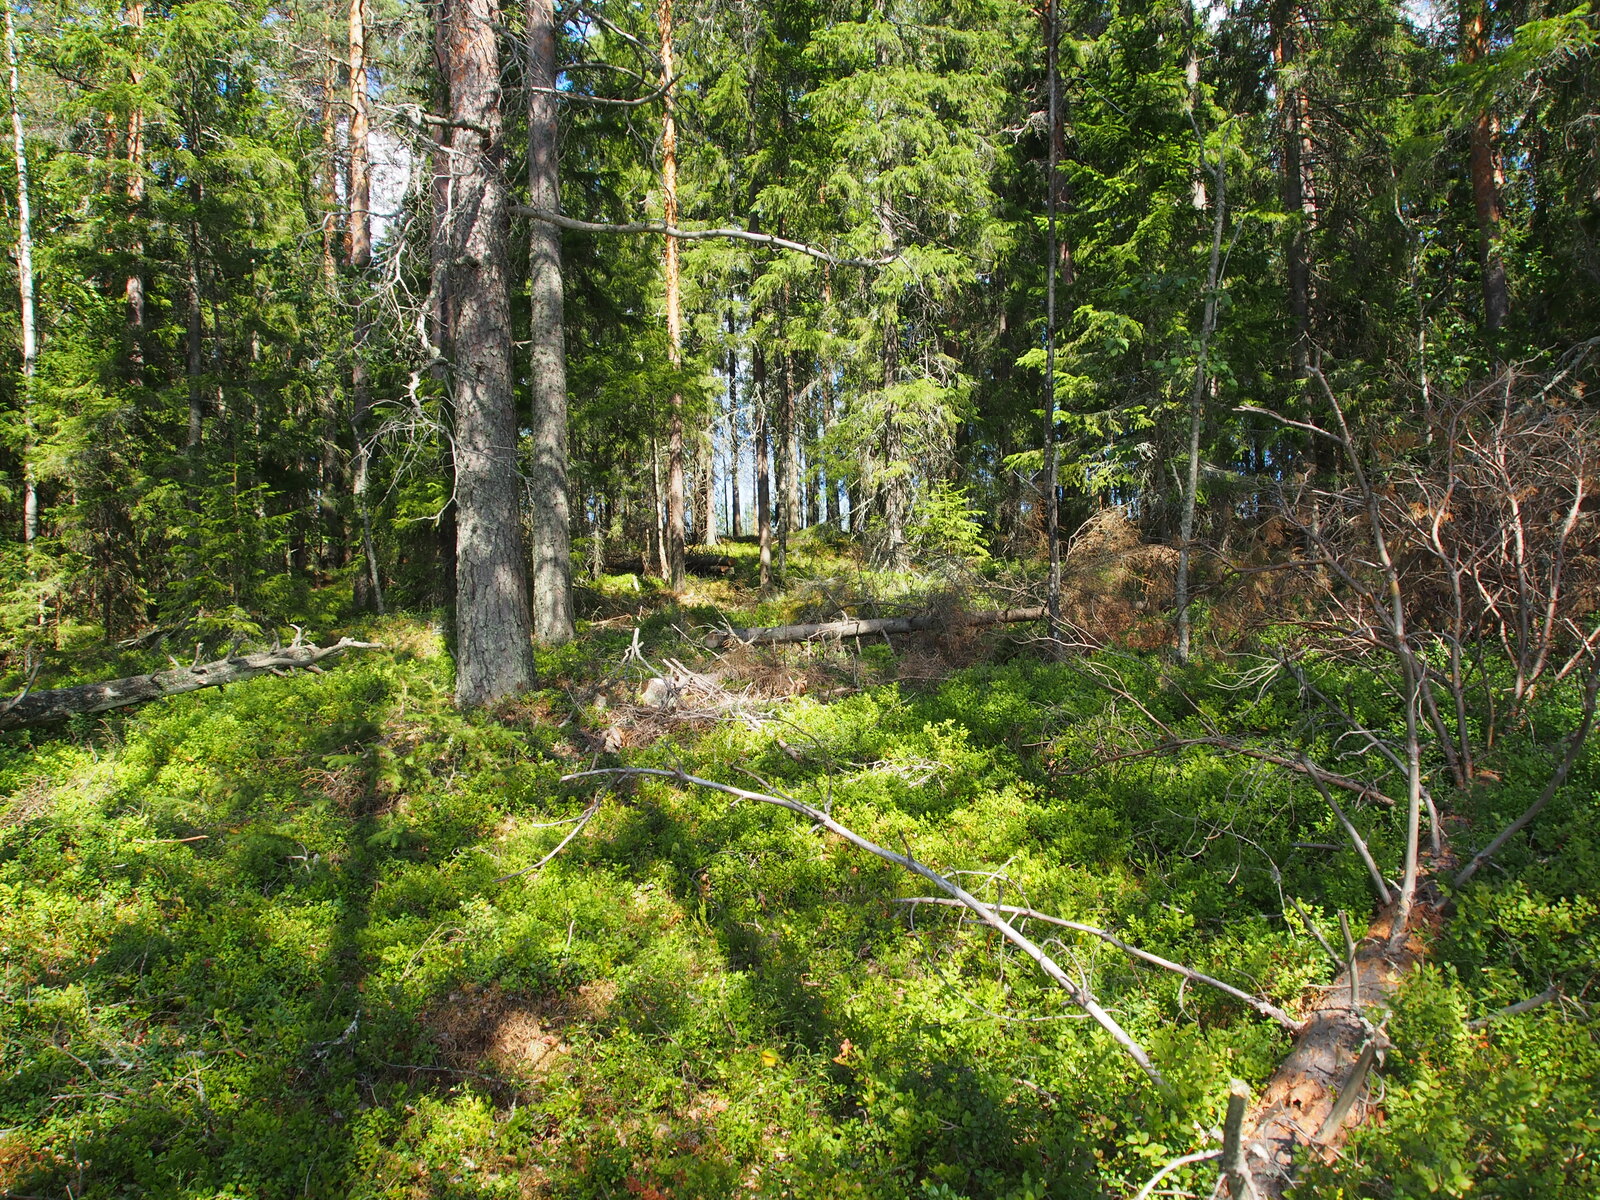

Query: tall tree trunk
left=318, top=24, right=341, bottom=286
left=754, top=342, right=772, bottom=591
left=186, top=213, right=205, bottom=466
left=1043, top=0, right=1062, bottom=649
left=1176, top=105, right=1227, bottom=665
left=727, top=330, right=741, bottom=538
left=1273, top=0, right=1313, bottom=375
left=1462, top=0, right=1508, bottom=333
left=347, top=0, right=384, bottom=614
left=660, top=0, right=686, bottom=590
left=698, top=408, right=717, bottom=546
left=438, top=0, right=536, bottom=706
left=779, top=349, right=797, bottom=581
left=123, top=1, right=146, bottom=367
left=877, top=207, right=906, bottom=570
left=527, top=0, right=575, bottom=641
left=5, top=2, right=36, bottom=553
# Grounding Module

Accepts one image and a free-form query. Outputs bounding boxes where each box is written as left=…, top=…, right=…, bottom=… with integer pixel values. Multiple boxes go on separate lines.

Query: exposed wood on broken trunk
left=0, top=638, right=381, bottom=731
left=707, top=605, right=1046, bottom=648
left=1242, top=898, right=1433, bottom=1198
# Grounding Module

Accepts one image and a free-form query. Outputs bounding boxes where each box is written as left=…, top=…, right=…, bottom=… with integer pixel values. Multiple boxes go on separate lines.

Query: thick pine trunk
left=439, top=0, right=536, bottom=706
left=526, top=0, right=575, bottom=642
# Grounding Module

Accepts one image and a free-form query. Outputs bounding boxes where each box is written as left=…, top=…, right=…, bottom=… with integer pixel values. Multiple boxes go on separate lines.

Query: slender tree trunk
left=527, top=0, right=575, bottom=640
left=1176, top=111, right=1228, bottom=664
left=439, top=0, right=536, bottom=705
left=122, top=1, right=146, bottom=366
left=318, top=24, right=341, bottom=286
left=779, top=350, right=797, bottom=581
left=5, top=3, right=36, bottom=553
left=1043, top=0, right=1062, bottom=648
left=818, top=374, right=833, bottom=527
left=1273, top=1, right=1313, bottom=375
left=728, top=329, right=741, bottom=538
left=877, top=207, right=906, bottom=569
left=347, top=0, right=384, bottom=614
left=186, top=214, right=205, bottom=465
left=1462, top=0, right=1508, bottom=333
left=659, top=0, right=687, bottom=590
left=754, top=343, right=772, bottom=591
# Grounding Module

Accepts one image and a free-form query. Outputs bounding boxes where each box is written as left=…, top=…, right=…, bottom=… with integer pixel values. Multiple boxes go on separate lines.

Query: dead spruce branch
left=559, top=764, right=1170, bottom=1092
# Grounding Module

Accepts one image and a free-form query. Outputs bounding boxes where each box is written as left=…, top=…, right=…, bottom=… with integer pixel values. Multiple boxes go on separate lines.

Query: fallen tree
left=0, top=637, right=381, bottom=731
left=706, top=605, right=1045, bottom=648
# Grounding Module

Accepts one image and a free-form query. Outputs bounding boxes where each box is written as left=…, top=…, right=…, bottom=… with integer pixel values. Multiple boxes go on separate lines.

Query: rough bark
left=707, top=605, right=1047, bottom=648
left=0, top=639, right=381, bottom=731
left=1272, top=1, right=1313, bottom=375
left=347, top=0, right=384, bottom=615
left=439, top=0, right=537, bottom=706
left=526, top=0, right=575, bottom=642
left=346, top=0, right=371, bottom=269
left=1462, top=0, right=1508, bottom=333
left=1242, top=900, right=1429, bottom=1198
left=660, top=0, right=686, bottom=591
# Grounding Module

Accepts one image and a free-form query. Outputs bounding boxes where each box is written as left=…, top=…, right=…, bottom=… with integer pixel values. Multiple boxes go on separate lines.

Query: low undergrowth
left=0, top=574, right=1595, bottom=1198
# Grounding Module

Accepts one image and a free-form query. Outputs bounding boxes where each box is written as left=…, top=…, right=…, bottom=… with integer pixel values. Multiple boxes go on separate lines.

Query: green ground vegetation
left=1, top=545, right=1597, bottom=1199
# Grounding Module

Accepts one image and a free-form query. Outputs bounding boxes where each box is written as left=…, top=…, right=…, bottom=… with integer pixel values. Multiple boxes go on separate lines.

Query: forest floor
left=1, top=538, right=1596, bottom=1199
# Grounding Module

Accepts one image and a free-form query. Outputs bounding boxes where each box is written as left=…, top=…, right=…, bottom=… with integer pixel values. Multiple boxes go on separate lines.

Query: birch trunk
left=4, top=3, right=36, bottom=551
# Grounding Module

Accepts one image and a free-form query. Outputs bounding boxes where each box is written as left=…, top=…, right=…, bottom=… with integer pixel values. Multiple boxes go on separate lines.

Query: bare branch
left=1466, top=985, right=1561, bottom=1030
left=560, top=765, right=1171, bottom=1091
left=895, top=896, right=1298, bottom=1031
left=511, top=207, right=897, bottom=268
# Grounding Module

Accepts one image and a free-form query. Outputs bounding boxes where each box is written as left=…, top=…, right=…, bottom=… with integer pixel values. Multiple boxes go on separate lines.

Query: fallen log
left=706, top=605, right=1046, bottom=648
left=602, top=553, right=737, bottom=577
left=0, top=637, right=382, bottom=731
left=1240, top=898, right=1431, bottom=1198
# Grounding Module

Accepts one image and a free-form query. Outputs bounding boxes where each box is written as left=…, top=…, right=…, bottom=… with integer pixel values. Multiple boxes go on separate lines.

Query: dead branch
left=0, top=639, right=382, bottom=731
left=512, top=207, right=896, bottom=268
left=1079, top=737, right=1394, bottom=808
left=1466, top=985, right=1561, bottom=1030
left=706, top=605, right=1047, bottom=648
left=560, top=764, right=1170, bottom=1091
left=894, top=896, right=1297, bottom=1031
